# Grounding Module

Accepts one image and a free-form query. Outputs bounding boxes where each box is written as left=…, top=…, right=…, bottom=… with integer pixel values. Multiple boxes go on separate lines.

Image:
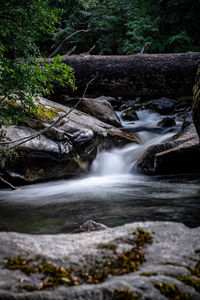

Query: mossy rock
left=192, top=68, right=200, bottom=139
left=113, top=289, right=139, bottom=300
left=154, top=282, right=192, bottom=300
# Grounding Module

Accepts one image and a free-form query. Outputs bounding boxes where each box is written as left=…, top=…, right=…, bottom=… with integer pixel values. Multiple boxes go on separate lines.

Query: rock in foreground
left=0, top=222, right=199, bottom=299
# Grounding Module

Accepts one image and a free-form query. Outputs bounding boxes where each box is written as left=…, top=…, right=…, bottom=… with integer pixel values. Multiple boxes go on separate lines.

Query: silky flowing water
left=0, top=110, right=200, bottom=233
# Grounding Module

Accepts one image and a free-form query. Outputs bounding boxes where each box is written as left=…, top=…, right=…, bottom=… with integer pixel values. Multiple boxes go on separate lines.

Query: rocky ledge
left=0, top=222, right=199, bottom=299
left=137, top=123, right=200, bottom=175
left=0, top=97, right=137, bottom=186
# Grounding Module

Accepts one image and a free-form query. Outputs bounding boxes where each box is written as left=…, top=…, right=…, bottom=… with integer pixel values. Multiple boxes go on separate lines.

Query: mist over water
left=0, top=110, right=200, bottom=233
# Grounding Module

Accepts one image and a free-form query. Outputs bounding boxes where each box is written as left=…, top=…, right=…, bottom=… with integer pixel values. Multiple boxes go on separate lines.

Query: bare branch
left=66, top=45, right=77, bottom=56
left=48, top=29, right=90, bottom=58
left=140, top=42, right=151, bottom=54
left=0, top=176, right=16, bottom=190
left=0, top=75, right=97, bottom=149
left=86, top=45, right=95, bottom=55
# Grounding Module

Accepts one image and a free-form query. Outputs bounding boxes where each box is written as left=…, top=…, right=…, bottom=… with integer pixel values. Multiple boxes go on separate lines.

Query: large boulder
left=192, top=68, right=200, bottom=139
left=137, top=124, right=200, bottom=174
left=63, top=97, right=121, bottom=127
left=0, top=222, right=199, bottom=299
left=146, top=97, right=175, bottom=115
left=0, top=97, right=137, bottom=185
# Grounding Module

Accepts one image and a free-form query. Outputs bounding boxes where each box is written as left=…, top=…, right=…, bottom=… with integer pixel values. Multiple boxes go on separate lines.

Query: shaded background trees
left=46, top=0, right=200, bottom=56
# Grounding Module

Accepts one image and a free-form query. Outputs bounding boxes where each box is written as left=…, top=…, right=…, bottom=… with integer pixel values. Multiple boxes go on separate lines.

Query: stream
left=0, top=110, right=200, bottom=233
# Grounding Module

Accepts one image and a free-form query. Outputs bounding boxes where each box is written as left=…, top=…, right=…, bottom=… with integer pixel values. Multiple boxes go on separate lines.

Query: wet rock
left=182, top=113, right=193, bottom=130
left=192, top=68, right=200, bottom=139
left=94, top=95, right=118, bottom=105
left=55, top=96, right=121, bottom=127
left=138, top=124, right=200, bottom=175
left=0, top=97, right=138, bottom=185
left=0, top=222, right=199, bottom=299
left=78, top=98, right=121, bottom=127
left=66, top=128, right=94, bottom=148
left=157, top=117, right=176, bottom=128
left=146, top=97, right=175, bottom=115
left=73, top=220, right=108, bottom=233
left=121, top=107, right=139, bottom=121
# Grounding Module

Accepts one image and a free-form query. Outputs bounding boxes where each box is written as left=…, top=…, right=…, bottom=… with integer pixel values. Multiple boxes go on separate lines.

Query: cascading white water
left=91, top=110, right=174, bottom=176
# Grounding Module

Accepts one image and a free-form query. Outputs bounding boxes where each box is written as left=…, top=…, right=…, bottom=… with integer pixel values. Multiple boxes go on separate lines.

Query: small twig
left=0, top=176, right=16, bottom=190
left=66, top=45, right=77, bottom=56
left=86, top=45, right=95, bottom=55
left=140, top=42, right=151, bottom=54
left=49, top=29, right=90, bottom=58
left=0, top=75, right=97, bottom=149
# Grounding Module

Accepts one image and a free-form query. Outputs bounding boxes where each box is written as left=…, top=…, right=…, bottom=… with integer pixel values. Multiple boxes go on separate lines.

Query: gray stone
left=138, top=124, right=200, bottom=174
left=157, top=117, right=176, bottom=128
left=73, top=220, right=108, bottom=233
left=78, top=98, right=121, bottom=127
left=121, top=107, right=139, bottom=121
left=0, top=222, right=199, bottom=299
left=146, top=97, right=175, bottom=115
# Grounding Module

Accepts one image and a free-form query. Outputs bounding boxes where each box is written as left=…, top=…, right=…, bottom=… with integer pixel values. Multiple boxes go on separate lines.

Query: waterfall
left=91, top=110, right=174, bottom=176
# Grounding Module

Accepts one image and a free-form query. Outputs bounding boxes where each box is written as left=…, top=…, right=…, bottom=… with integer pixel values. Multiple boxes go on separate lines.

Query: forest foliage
left=47, top=0, right=200, bottom=55
left=0, top=0, right=200, bottom=130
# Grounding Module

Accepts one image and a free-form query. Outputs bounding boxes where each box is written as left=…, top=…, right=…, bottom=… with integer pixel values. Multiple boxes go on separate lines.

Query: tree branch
left=48, top=29, right=90, bottom=58
left=0, top=75, right=97, bottom=149
left=66, top=45, right=77, bottom=56
left=0, top=176, right=16, bottom=190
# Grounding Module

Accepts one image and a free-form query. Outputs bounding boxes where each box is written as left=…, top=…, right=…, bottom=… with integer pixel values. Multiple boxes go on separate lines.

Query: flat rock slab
left=0, top=222, right=200, bottom=299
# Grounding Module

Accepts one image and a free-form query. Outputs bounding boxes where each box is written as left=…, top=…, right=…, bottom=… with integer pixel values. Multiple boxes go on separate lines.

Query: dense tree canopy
left=48, top=0, right=200, bottom=55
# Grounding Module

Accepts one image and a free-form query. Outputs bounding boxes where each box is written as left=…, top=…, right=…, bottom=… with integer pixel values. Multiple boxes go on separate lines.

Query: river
left=0, top=110, right=200, bottom=233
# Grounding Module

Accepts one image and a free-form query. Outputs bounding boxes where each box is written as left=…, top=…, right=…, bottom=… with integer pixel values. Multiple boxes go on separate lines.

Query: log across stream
left=0, top=110, right=200, bottom=233
left=52, top=52, right=200, bottom=97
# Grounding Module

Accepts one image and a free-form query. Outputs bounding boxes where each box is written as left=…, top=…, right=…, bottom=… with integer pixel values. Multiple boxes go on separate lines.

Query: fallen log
left=55, top=52, right=200, bottom=98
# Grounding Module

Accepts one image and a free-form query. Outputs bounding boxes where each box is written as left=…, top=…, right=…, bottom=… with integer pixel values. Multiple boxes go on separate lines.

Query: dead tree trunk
left=55, top=52, right=200, bottom=98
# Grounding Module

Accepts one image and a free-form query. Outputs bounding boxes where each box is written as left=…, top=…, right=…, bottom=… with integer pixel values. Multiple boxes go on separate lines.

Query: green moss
left=154, top=282, right=192, bottom=300
left=113, top=289, right=139, bottom=300
left=34, top=104, right=65, bottom=121
left=6, top=256, right=36, bottom=275
left=76, top=228, right=153, bottom=283
left=190, top=260, right=200, bottom=277
left=99, top=243, right=117, bottom=251
left=165, top=262, right=182, bottom=267
left=133, top=228, right=153, bottom=247
left=178, top=276, right=200, bottom=293
left=6, top=228, right=153, bottom=291
left=37, top=261, right=79, bottom=288
left=4, top=99, right=66, bottom=123
left=21, top=285, right=38, bottom=292
left=140, top=272, right=157, bottom=277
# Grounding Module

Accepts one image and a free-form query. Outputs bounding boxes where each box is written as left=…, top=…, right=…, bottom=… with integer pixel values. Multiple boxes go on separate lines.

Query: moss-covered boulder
left=192, top=68, right=200, bottom=139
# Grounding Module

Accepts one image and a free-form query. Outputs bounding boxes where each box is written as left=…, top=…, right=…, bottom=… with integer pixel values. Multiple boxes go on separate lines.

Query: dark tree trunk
left=55, top=52, right=200, bottom=98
